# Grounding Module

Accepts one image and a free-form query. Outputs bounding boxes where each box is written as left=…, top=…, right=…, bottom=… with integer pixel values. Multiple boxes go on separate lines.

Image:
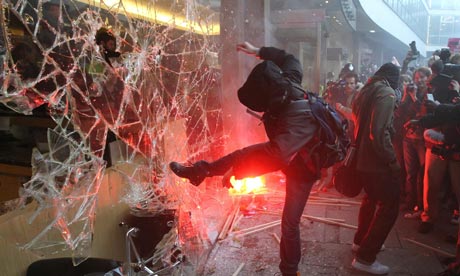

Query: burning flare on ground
left=228, top=176, right=267, bottom=195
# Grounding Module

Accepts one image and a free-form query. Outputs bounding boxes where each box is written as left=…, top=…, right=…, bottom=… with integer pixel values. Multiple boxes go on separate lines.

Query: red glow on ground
left=228, top=176, right=267, bottom=195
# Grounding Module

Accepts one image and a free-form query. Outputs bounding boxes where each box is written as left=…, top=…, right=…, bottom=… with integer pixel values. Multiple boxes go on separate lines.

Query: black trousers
left=354, top=171, right=400, bottom=264
left=279, top=154, right=316, bottom=274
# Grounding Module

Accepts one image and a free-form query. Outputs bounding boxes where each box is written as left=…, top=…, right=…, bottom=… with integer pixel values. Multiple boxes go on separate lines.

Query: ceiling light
left=77, top=0, right=220, bottom=35
left=103, top=0, right=119, bottom=6
left=369, top=29, right=376, bottom=33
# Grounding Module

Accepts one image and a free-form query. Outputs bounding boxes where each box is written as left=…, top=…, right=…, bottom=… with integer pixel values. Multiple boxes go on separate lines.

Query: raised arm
left=237, top=41, right=303, bottom=84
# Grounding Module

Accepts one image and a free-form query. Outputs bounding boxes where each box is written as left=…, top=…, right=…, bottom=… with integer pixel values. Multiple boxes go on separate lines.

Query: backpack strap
left=288, top=81, right=308, bottom=101
left=346, top=87, right=385, bottom=169
left=354, top=88, right=379, bottom=147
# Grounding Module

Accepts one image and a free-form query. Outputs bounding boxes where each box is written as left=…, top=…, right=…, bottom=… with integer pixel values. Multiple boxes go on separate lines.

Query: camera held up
left=409, top=41, right=419, bottom=60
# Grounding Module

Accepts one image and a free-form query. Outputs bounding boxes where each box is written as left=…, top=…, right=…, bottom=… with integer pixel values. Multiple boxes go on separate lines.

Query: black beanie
left=374, top=63, right=400, bottom=89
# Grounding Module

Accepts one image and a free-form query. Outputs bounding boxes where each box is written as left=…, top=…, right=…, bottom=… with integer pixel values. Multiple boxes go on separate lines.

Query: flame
left=228, top=176, right=267, bottom=195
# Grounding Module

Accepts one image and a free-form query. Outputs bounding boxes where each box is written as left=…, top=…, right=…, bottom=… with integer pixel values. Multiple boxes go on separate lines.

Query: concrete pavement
left=202, top=182, right=457, bottom=276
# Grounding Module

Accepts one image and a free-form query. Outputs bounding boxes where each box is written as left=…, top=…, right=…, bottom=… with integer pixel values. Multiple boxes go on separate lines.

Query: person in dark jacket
left=169, top=42, right=318, bottom=276
left=350, top=63, right=401, bottom=275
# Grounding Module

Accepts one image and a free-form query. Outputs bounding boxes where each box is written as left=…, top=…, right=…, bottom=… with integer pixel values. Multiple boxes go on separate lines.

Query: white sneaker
left=352, top=258, right=389, bottom=275
left=404, top=210, right=422, bottom=219
left=351, top=243, right=385, bottom=252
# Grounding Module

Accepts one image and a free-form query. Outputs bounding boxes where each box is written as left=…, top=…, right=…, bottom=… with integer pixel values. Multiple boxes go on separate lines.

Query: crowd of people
left=315, top=47, right=460, bottom=275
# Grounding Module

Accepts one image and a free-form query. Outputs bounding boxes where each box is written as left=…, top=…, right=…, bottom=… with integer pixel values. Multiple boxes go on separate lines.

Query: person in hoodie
left=169, top=41, right=318, bottom=276
left=350, top=63, right=401, bottom=275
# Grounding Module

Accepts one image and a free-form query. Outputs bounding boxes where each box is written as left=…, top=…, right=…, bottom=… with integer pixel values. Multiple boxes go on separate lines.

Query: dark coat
left=420, top=103, right=460, bottom=146
left=352, top=77, right=398, bottom=173
left=231, top=47, right=318, bottom=178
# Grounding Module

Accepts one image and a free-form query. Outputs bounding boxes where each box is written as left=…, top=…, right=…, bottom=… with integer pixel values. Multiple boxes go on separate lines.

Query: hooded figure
left=373, top=62, right=400, bottom=90
left=169, top=42, right=318, bottom=276
left=349, top=63, right=401, bottom=275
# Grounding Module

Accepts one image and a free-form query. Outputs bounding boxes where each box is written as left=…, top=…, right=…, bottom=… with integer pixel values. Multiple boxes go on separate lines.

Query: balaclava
left=374, top=62, right=400, bottom=90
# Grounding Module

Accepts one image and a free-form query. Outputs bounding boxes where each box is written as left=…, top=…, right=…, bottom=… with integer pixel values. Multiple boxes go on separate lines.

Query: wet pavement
left=202, top=179, right=457, bottom=276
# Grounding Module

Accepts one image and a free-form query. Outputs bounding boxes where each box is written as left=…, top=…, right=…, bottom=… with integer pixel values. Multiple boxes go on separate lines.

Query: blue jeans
left=279, top=154, right=316, bottom=275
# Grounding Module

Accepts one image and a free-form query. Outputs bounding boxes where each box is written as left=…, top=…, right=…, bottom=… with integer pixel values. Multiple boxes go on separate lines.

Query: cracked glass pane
left=0, top=0, right=223, bottom=272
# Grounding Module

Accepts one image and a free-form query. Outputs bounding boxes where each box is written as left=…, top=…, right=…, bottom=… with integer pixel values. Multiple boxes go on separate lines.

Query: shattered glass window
left=0, top=0, right=225, bottom=273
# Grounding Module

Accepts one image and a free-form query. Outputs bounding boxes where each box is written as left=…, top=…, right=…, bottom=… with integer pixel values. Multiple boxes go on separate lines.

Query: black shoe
left=169, top=161, right=209, bottom=186
left=418, top=222, right=434, bottom=234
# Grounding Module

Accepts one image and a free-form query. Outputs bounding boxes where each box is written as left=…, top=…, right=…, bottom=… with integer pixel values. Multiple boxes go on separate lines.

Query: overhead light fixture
left=103, top=0, right=120, bottom=6
left=369, top=29, right=376, bottom=33
left=77, top=0, right=220, bottom=36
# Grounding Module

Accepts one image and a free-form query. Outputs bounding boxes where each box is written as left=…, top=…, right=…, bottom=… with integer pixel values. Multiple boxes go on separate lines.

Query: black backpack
left=310, top=92, right=350, bottom=168
left=292, top=85, right=350, bottom=169
left=238, top=60, right=291, bottom=113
